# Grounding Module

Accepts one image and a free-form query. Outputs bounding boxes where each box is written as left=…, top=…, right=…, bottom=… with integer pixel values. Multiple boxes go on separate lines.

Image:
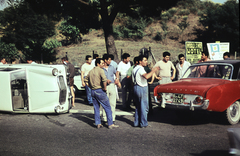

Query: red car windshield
left=182, top=64, right=232, bottom=80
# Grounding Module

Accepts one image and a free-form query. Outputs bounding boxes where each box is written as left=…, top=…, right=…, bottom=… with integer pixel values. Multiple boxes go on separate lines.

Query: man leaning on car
left=62, top=57, right=75, bottom=107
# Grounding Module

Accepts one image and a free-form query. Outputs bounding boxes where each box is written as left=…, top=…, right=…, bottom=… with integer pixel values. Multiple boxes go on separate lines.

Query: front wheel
left=226, top=101, right=240, bottom=125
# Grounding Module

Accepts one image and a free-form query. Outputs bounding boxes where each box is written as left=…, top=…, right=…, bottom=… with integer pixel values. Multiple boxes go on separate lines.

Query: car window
left=237, top=68, right=240, bottom=80
left=182, top=64, right=232, bottom=80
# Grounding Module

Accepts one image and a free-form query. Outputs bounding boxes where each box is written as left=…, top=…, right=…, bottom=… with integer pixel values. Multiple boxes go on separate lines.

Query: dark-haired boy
left=81, top=55, right=94, bottom=105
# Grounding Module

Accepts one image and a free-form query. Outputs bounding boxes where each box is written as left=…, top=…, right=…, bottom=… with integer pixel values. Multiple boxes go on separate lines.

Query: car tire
left=226, top=101, right=240, bottom=125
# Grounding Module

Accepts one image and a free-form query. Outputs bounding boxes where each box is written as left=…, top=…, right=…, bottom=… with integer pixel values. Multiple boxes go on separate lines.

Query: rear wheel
left=226, top=101, right=240, bottom=125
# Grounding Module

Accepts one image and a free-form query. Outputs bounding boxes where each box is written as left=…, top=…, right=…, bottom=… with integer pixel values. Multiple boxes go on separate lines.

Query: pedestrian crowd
left=0, top=50, right=231, bottom=129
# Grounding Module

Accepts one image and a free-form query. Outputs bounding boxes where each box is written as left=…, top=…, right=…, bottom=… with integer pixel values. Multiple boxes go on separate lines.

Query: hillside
left=55, top=5, right=206, bottom=67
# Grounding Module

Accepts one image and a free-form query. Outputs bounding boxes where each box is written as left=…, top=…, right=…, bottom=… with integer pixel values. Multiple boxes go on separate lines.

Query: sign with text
left=185, top=41, right=203, bottom=64
left=207, top=42, right=230, bottom=60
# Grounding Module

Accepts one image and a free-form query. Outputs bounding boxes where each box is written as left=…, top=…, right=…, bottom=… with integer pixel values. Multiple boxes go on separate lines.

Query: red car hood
left=154, top=78, right=229, bottom=96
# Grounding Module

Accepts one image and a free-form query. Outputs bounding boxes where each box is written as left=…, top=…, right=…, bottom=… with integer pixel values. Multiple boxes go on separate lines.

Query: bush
left=43, top=39, right=62, bottom=53
left=58, top=19, right=82, bottom=45
left=113, top=16, right=151, bottom=39
left=178, top=9, right=190, bottom=16
left=0, top=41, right=19, bottom=61
left=189, top=7, right=198, bottom=14
left=168, top=8, right=178, bottom=16
left=172, top=15, right=178, bottom=23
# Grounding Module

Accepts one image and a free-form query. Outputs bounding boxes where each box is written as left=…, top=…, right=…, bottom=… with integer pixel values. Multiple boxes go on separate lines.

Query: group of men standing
left=62, top=49, right=231, bottom=129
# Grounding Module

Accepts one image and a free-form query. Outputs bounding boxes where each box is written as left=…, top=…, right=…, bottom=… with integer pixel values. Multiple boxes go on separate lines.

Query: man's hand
left=82, top=82, right=85, bottom=87
left=114, top=79, right=119, bottom=85
left=156, top=76, right=162, bottom=80
left=107, top=79, right=112, bottom=85
left=171, top=76, right=174, bottom=80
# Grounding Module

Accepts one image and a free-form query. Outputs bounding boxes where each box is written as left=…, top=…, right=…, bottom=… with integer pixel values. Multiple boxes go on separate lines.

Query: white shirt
left=117, top=61, right=131, bottom=76
left=176, top=61, right=191, bottom=80
left=91, top=59, right=96, bottom=66
left=81, top=63, right=94, bottom=76
left=132, top=65, right=147, bottom=87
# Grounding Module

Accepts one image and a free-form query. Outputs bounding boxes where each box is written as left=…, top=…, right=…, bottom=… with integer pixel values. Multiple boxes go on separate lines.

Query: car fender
left=206, top=81, right=240, bottom=112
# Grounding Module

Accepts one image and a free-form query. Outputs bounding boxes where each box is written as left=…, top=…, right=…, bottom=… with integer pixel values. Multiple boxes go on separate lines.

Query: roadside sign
left=185, top=41, right=203, bottom=64
left=207, top=42, right=230, bottom=60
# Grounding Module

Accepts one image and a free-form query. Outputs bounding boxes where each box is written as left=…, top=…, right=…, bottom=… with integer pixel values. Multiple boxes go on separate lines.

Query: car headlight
left=52, top=68, right=58, bottom=76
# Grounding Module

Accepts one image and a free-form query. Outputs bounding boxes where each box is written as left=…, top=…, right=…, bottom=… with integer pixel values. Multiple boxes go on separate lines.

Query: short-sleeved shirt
left=132, top=65, right=147, bottom=87
left=126, top=65, right=136, bottom=77
left=103, top=65, right=116, bottom=84
left=81, top=63, right=94, bottom=77
left=176, top=61, right=191, bottom=80
left=197, top=58, right=211, bottom=77
left=84, top=66, right=107, bottom=90
left=117, top=61, right=131, bottom=77
left=110, top=60, right=118, bottom=70
left=154, top=60, right=175, bottom=77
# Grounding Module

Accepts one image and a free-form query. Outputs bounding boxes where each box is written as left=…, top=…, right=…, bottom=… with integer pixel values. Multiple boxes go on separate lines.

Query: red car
left=154, top=60, right=240, bottom=125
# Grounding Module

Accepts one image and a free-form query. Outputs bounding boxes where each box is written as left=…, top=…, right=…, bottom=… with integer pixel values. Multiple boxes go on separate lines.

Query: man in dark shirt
left=84, top=58, right=119, bottom=129
left=62, top=57, right=75, bottom=107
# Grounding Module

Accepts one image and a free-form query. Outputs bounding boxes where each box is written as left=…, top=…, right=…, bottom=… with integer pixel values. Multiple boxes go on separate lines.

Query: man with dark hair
left=176, top=54, right=191, bottom=80
left=61, top=56, right=75, bottom=107
left=81, top=55, right=94, bottom=105
left=84, top=58, right=119, bottom=129
left=197, top=51, right=211, bottom=77
left=223, top=52, right=230, bottom=60
left=109, top=54, right=118, bottom=70
left=132, top=55, right=159, bottom=128
left=91, top=54, right=99, bottom=66
left=0, top=57, right=7, bottom=65
left=102, top=54, right=119, bottom=124
left=154, top=51, right=176, bottom=84
left=116, top=53, right=132, bottom=111
left=26, top=56, right=37, bottom=64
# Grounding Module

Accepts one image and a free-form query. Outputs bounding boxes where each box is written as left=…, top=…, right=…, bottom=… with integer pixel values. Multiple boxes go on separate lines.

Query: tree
left=23, top=0, right=180, bottom=62
left=197, top=0, right=239, bottom=53
left=0, top=40, right=19, bottom=62
left=0, top=1, right=56, bottom=62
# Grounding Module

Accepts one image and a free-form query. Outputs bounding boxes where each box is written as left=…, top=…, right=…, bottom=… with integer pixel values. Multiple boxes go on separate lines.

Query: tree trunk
left=100, top=4, right=120, bottom=63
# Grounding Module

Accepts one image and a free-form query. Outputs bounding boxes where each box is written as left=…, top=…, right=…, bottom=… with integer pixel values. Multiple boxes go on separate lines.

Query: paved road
left=0, top=86, right=239, bottom=156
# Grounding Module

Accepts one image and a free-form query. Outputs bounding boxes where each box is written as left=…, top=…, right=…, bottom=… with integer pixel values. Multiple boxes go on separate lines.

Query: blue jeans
left=133, top=85, right=149, bottom=127
left=91, top=89, right=113, bottom=126
left=84, top=76, right=93, bottom=104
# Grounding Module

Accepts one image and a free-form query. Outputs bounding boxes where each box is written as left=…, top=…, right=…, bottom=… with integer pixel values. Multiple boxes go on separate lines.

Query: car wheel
left=226, top=101, right=240, bottom=125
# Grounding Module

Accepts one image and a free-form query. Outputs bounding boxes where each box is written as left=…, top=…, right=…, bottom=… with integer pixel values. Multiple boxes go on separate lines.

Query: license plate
left=172, top=94, right=184, bottom=103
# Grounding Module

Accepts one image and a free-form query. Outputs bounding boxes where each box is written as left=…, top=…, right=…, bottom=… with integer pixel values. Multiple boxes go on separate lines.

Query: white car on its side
left=0, top=64, right=72, bottom=114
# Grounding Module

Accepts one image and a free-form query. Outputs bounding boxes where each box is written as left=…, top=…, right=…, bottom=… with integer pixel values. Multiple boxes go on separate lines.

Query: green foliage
left=168, top=8, right=178, bottom=16
left=178, top=17, right=189, bottom=33
left=189, top=7, right=198, bottom=14
left=153, top=32, right=167, bottom=41
left=198, top=0, right=239, bottom=53
left=178, top=9, right=190, bottom=16
left=113, top=15, right=151, bottom=39
left=58, top=18, right=82, bottom=45
left=0, top=1, right=56, bottom=62
left=172, top=15, right=178, bottom=23
left=0, top=40, right=19, bottom=61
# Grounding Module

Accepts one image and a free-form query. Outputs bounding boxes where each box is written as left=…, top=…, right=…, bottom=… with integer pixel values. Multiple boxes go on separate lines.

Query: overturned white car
left=0, top=64, right=72, bottom=114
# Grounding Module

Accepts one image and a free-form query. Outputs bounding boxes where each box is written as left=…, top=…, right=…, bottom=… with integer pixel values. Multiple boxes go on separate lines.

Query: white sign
left=207, top=42, right=230, bottom=60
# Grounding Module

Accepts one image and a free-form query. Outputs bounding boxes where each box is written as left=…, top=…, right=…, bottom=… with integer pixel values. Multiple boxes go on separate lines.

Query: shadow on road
left=189, top=150, right=229, bottom=156
left=148, top=107, right=229, bottom=126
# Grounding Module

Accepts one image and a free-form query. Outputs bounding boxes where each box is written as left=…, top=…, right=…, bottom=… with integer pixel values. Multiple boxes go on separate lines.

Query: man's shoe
left=97, top=124, right=103, bottom=129
left=141, top=125, right=151, bottom=128
left=108, top=124, right=119, bottom=129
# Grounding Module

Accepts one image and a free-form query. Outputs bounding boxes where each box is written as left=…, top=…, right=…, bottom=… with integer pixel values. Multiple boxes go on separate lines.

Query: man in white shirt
left=176, top=54, right=191, bottom=80
left=116, top=53, right=132, bottom=111
left=81, top=55, right=94, bottom=105
left=132, top=55, right=159, bottom=128
left=154, top=51, right=176, bottom=84
left=91, top=54, right=99, bottom=66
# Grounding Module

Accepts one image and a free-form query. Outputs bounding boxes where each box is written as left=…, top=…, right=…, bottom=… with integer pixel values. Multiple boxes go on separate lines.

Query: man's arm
left=171, top=63, right=176, bottom=80
left=142, top=66, right=160, bottom=79
left=81, top=71, right=85, bottom=86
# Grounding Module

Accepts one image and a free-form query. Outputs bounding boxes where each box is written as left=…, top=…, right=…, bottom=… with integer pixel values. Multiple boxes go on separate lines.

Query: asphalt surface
left=0, top=83, right=239, bottom=156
